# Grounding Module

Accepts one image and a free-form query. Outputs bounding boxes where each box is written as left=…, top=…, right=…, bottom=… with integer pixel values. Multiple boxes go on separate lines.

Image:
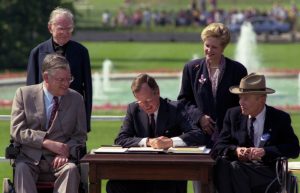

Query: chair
left=276, top=157, right=298, bottom=193
left=260, top=157, right=298, bottom=193
left=2, top=139, right=88, bottom=193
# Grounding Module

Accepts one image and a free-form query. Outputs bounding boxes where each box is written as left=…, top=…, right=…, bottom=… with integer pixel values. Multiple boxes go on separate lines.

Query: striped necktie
left=48, top=96, right=59, bottom=129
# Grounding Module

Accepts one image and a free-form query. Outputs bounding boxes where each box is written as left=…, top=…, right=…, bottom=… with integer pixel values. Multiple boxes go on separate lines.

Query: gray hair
left=131, top=74, right=159, bottom=95
left=48, top=7, right=74, bottom=25
left=42, top=53, right=70, bottom=74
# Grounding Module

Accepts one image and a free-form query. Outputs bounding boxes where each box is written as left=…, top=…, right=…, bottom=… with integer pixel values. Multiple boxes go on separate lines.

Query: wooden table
left=81, top=153, right=215, bottom=193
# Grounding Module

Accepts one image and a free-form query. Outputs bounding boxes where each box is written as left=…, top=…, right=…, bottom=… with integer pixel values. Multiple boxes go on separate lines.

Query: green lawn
left=0, top=109, right=300, bottom=192
left=83, top=42, right=300, bottom=72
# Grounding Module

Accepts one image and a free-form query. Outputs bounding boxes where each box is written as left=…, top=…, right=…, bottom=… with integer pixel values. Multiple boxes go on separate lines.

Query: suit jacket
left=10, top=83, right=87, bottom=165
left=115, top=97, right=206, bottom=147
left=211, top=105, right=299, bottom=162
left=26, top=38, right=92, bottom=132
left=178, top=57, right=247, bottom=133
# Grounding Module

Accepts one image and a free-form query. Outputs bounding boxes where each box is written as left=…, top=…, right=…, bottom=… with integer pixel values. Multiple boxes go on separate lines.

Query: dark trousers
left=214, top=158, right=280, bottom=193
left=106, top=180, right=187, bottom=193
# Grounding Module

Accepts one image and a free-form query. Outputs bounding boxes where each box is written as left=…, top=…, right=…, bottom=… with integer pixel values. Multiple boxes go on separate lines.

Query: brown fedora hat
left=230, top=73, right=275, bottom=94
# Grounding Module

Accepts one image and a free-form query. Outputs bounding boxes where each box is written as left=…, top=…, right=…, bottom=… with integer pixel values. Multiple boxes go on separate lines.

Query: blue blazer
left=178, top=57, right=247, bottom=133
left=115, top=98, right=206, bottom=147
left=212, top=105, right=299, bottom=162
left=26, top=38, right=92, bottom=132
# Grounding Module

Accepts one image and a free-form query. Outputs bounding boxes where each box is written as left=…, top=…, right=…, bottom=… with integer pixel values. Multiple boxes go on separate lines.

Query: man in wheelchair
left=9, top=53, right=87, bottom=193
left=211, top=73, right=299, bottom=193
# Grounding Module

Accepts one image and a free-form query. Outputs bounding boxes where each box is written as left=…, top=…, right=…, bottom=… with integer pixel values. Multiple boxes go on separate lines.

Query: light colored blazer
left=10, top=83, right=87, bottom=165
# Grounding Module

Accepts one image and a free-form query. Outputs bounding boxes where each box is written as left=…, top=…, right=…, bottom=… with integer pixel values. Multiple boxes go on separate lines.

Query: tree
left=0, top=0, right=74, bottom=70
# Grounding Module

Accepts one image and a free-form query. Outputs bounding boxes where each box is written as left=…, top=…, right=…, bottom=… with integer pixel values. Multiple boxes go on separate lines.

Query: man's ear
left=43, top=72, right=49, bottom=83
left=155, top=89, right=160, bottom=96
left=48, top=23, right=53, bottom=34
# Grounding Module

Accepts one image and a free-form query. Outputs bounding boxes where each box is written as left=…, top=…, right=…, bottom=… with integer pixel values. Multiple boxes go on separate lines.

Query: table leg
left=201, top=183, right=208, bottom=193
left=89, top=181, right=101, bottom=193
left=89, top=163, right=101, bottom=193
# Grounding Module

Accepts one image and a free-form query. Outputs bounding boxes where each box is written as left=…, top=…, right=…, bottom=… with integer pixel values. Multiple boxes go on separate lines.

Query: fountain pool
left=0, top=75, right=299, bottom=108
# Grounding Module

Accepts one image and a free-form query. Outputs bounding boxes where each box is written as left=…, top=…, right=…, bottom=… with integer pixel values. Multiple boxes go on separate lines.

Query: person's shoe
left=2, top=178, right=14, bottom=193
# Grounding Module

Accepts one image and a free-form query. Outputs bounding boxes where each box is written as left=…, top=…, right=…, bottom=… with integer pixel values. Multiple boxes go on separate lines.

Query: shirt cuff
left=171, top=137, right=186, bottom=147
left=138, top=138, right=148, bottom=147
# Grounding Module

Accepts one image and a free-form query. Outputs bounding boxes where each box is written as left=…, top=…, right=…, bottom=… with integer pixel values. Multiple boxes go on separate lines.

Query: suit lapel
left=138, top=108, right=150, bottom=137
left=52, top=92, right=71, bottom=129
left=195, top=61, right=214, bottom=115
left=260, top=106, right=272, bottom=147
left=216, top=56, right=226, bottom=86
left=156, top=98, right=169, bottom=136
left=239, top=115, right=250, bottom=146
left=33, top=84, right=47, bottom=130
left=40, top=39, right=55, bottom=59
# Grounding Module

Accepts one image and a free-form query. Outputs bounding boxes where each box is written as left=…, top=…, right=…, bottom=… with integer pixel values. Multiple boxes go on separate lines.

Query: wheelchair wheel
left=2, top=178, right=14, bottom=193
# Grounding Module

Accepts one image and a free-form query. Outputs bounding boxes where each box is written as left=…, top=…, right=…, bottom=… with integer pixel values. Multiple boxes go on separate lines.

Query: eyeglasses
left=52, top=76, right=74, bottom=84
left=53, top=24, right=74, bottom=33
left=136, top=98, right=154, bottom=105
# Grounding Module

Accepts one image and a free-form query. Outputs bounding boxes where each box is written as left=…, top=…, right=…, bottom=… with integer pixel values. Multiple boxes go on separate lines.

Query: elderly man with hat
left=211, top=73, right=299, bottom=193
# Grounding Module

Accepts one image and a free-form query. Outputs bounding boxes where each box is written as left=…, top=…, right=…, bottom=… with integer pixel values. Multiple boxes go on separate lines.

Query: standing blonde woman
left=178, top=22, right=247, bottom=193
left=178, top=22, right=247, bottom=147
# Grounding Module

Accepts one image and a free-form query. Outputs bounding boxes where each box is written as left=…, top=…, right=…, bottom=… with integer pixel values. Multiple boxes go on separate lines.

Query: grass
left=82, top=42, right=300, bottom=72
left=2, top=42, right=299, bottom=74
left=0, top=108, right=300, bottom=192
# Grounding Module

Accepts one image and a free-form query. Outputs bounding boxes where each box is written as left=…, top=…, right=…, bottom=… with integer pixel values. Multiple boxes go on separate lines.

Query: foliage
left=0, top=0, right=74, bottom=70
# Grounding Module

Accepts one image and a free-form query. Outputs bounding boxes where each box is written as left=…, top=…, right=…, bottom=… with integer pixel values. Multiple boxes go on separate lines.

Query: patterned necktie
left=149, top=114, right=155, bottom=138
left=48, top=96, right=59, bottom=129
left=249, top=117, right=256, bottom=146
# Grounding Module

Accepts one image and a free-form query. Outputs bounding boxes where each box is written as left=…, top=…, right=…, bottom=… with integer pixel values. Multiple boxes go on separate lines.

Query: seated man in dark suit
left=106, top=73, right=206, bottom=193
left=211, top=73, right=299, bottom=193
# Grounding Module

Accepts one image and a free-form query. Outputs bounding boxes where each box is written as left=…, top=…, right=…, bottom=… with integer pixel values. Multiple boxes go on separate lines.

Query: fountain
left=92, top=72, right=106, bottom=100
left=102, top=59, right=113, bottom=92
left=233, top=21, right=300, bottom=108
left=234, top=22, right=260, bottom=73
left=93, top=59, right=123, bottom=102
left=192, top=53, right=200, bottom=60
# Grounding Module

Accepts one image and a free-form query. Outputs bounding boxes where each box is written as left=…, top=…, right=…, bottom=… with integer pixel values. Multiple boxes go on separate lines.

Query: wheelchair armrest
left=5, top=139, right=20, bottom=159
left=75, top=145, right=87, bottom=164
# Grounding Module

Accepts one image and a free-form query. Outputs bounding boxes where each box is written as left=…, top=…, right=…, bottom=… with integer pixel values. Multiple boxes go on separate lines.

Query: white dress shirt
left=138, top=109, right=186, bottom=147
left=43, top=84, right=60, bottom=129
left=248, top=106, right=266, bottom=147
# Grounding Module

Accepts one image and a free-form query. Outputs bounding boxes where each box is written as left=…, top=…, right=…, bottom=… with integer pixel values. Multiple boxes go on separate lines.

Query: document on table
left=288, top=162, right=300, bottom=170
left=93, top=146, right=128, bottom=153
left=127, top=146, right=210, bottom=154
left=167, top=146, right=211, bottom=154
left=92, top=146, right=210, bottom=154
left=127, top=147, right=165, bottom=153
